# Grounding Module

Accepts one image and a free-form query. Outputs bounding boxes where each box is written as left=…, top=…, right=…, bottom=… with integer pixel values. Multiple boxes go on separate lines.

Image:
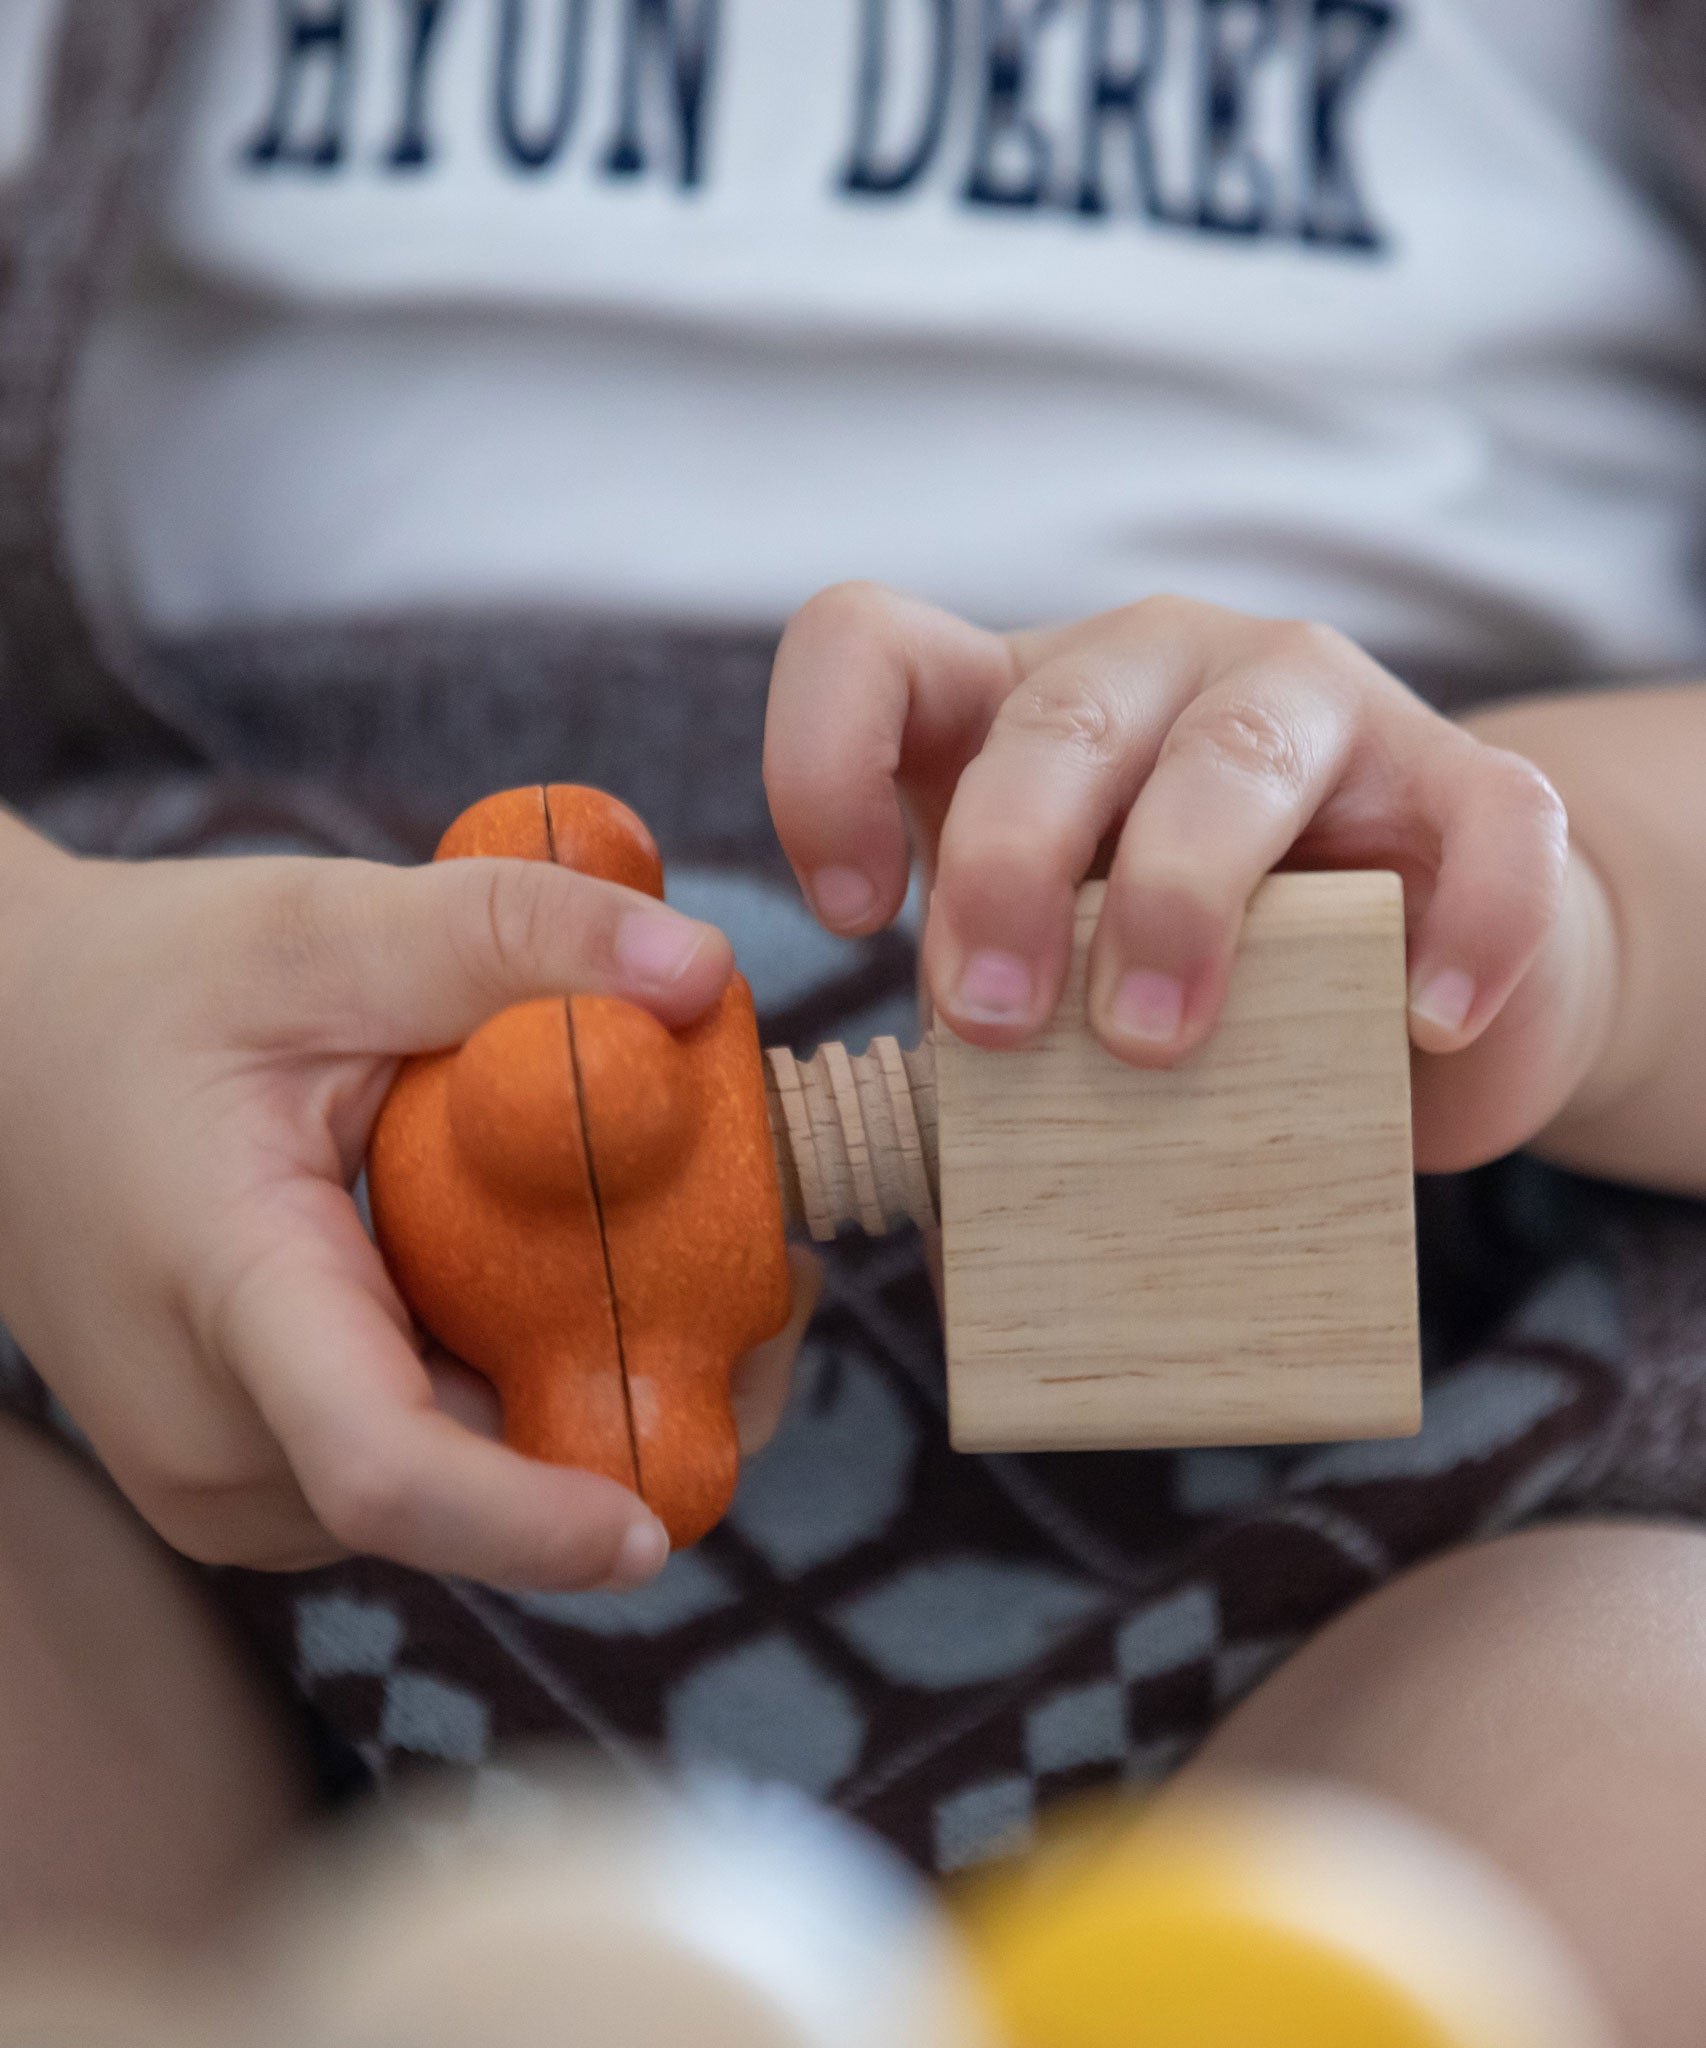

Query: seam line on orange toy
left=546, top=790, right=647, bottom=1507
left=566, top=997, right=646, bottom=1504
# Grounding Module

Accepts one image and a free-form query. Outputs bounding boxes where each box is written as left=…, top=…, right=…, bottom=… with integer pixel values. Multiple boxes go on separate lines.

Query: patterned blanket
left=16, top=760, right=1706, bottom=1878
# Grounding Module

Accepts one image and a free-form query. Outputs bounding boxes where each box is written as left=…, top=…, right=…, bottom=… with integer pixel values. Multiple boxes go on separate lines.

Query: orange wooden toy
left=367, top=786, right=792, bottom=1547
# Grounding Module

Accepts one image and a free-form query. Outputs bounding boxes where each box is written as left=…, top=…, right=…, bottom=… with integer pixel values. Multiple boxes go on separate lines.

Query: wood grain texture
left=939, top=873, right=1420, bottom=1454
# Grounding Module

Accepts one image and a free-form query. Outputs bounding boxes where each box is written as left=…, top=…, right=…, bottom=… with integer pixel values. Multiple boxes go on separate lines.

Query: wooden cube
left=937, top=873, right=1420, bottom=1453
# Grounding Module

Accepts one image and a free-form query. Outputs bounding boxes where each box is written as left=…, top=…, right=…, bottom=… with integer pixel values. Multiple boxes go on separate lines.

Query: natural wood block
left=938, top=873, right=1420, bottom=1454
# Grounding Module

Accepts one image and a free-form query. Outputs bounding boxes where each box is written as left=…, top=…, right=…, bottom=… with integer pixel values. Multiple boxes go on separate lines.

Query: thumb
left=312, top=855, right=734, bottom=1051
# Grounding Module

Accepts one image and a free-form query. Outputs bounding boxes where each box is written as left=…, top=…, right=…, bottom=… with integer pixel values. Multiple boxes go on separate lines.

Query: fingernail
left=616, top=909, right=708, bottom=989
left=810, top=866, right=877, bottom=930
left=1410, top=968, right=1475, bottom=1037
left=1110, top=970, right=1185, bottom=1045
left=954, top=949, right=1034, bottom=1025
left=604, top=1514, right=671, bottom=1591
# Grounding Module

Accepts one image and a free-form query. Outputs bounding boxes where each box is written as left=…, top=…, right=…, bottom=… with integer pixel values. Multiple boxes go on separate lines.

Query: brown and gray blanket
left=5, top=0, right=1706, bottom=1878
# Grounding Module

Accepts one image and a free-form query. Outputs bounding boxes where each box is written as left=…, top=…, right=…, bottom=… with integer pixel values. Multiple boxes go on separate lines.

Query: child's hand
left=0, top=823, right=809, bottom=1591
left=766, top=587, right=1615, bottom=1174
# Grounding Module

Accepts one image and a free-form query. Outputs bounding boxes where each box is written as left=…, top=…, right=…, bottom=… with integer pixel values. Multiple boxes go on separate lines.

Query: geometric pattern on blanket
left=266, top=1245, right=1622, bottom=1874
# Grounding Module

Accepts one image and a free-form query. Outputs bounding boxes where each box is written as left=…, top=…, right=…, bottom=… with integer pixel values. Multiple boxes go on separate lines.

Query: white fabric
left=47, top=0, right=1706, bottom=680
left=0, top=0, right=63, bottom=181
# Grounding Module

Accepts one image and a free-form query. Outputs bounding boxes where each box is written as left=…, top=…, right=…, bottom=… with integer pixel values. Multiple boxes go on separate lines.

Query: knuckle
left=463, top=861, right=569, bottom=997
left=1121, top=592, right=1207, bottom=636
left=227, top=858, right=410, bottom=1048
left=1269, top=616, right=1355, bottom=668
left=225, top=863, right=344, bottom=1011
left=1168, top=693, right=1311, bottom=794
left=271, top=861, right=350, bottom=966
left=1003, top=672, right=1126, bottom=769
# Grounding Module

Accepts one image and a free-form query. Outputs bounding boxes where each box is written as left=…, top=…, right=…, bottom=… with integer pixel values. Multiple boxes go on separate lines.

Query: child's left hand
left=764, top=586, right=1610, bottom=1175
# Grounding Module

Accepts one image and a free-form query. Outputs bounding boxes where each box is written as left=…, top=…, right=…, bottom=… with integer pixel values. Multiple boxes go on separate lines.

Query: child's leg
left=1183, top=1521, right=1706, bottom=2048
left=0, top=1415, right=308, bottom=1951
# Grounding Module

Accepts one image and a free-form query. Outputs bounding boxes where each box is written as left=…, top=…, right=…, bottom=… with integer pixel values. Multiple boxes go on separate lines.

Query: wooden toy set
left=368, top=785, right=1422, bottom=1548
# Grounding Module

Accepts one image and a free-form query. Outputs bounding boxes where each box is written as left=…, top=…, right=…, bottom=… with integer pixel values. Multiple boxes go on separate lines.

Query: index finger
left=218, top=1193, right=669, bottom=1594
left=763, top=583, right=1016, bottom=935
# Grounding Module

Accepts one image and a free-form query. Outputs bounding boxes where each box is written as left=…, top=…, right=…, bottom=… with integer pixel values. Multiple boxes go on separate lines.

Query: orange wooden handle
left=367, top=787, right=791, bottom=1548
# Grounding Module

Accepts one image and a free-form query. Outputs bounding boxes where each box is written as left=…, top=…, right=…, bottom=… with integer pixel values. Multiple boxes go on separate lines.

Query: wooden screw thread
left=764, top=1036, right=939, bottom=1241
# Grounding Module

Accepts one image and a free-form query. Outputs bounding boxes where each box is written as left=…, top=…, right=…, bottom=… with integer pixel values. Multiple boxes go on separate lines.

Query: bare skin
left=0, top=1414, right=304, bottom=1955
left=1184, top=1521, right=1706, bottom=2048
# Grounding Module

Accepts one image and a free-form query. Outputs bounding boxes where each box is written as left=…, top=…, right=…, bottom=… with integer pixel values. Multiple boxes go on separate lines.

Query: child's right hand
left=0, top=818, right=809, bottom=1591
left=765, top=586, right=1622, bottom=1177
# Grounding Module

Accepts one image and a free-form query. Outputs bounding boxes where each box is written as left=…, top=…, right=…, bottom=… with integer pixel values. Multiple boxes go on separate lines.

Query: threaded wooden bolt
left=764, top=1036, right=940, bottom=1240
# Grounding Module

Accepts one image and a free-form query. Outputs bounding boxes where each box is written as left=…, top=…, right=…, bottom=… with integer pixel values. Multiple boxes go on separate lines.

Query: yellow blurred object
left=960, top=1781, right=1616, bottom=2048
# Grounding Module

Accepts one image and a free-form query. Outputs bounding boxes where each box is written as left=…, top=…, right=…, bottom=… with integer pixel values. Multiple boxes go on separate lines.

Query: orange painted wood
left=574, top=980, right=791, bottom=1548
left=368, top=786, right=791, bottom=1549
left=545, top=782, right=665, bottom=897
left=369, top=997, right=637, bottom=1495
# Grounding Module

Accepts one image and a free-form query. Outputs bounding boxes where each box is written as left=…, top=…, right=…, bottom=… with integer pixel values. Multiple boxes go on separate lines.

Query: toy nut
left=367, top=787, right=792, bottom=1548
